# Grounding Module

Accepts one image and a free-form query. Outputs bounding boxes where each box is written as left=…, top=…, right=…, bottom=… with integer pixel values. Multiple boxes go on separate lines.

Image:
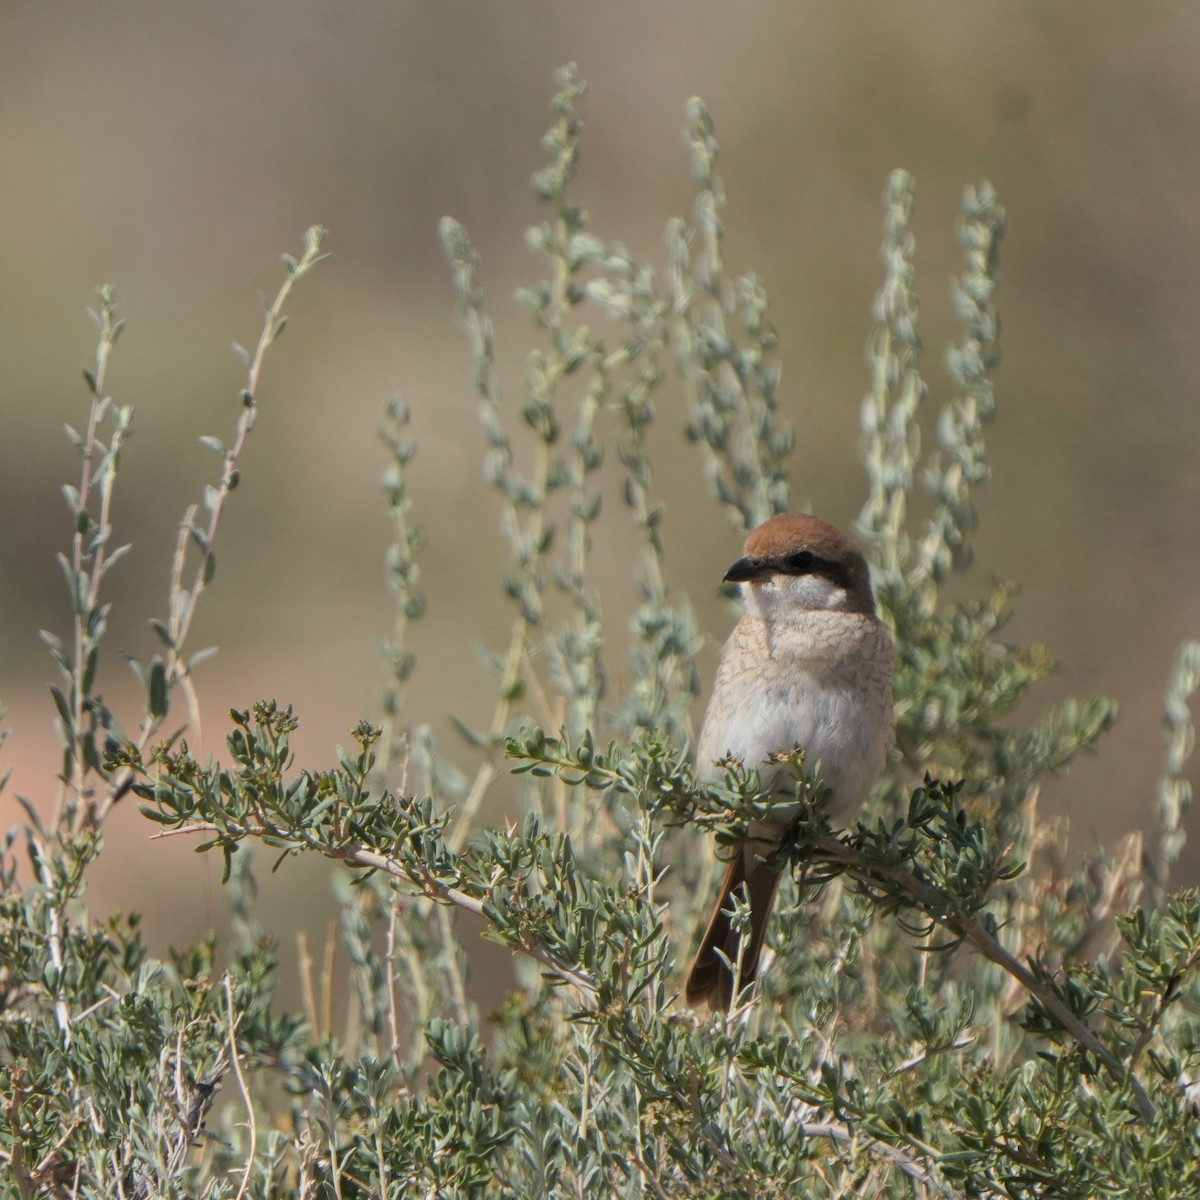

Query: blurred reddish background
left=2, top=3, right=1198, bottom=996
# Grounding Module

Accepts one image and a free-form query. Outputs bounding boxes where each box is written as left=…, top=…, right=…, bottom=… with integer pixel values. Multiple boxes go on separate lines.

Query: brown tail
left=684, top=852, right=781, bottom=1011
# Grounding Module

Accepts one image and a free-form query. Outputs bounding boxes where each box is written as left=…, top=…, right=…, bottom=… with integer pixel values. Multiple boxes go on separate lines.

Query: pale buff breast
left=696, top=609, right=893, bottom=819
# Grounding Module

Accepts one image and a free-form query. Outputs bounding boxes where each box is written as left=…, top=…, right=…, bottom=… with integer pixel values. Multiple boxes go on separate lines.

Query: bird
left=684, top=513, right=894, bottom=1011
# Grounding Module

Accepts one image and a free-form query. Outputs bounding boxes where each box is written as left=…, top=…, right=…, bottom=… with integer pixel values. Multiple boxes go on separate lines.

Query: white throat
left=741, top=573, right=853, bottom=620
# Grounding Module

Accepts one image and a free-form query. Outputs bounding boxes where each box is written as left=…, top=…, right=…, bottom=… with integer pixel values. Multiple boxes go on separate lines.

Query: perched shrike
left=684, top=513, right=894, bottom=1011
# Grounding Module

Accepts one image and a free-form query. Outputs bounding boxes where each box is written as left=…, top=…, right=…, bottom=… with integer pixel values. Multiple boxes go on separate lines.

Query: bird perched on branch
left=685, top=513, right=894, bottom=1011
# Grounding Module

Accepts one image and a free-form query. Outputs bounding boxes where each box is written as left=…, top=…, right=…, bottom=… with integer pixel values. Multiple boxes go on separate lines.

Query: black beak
left=723, top=556, right=774, bottom=584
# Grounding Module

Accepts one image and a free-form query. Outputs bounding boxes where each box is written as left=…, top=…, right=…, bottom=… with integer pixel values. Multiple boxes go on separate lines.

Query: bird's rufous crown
left=742, top=513, right=863, bottom=563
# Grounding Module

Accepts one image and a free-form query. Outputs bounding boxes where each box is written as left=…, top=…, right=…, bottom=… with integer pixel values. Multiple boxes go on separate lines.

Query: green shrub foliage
left=3, top=65, right=1200, bottom=1198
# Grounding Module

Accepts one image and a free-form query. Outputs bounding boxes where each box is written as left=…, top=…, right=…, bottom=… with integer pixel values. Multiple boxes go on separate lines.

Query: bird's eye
left=787, top=550, right=815, bottom=572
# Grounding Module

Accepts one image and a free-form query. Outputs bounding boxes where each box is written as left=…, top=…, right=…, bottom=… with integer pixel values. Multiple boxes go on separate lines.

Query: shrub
left=3, top=64, right=1199, bottom=1199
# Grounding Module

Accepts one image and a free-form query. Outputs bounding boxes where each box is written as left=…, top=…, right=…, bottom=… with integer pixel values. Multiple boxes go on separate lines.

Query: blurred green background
left=2, top=3, right=1198, bottom=970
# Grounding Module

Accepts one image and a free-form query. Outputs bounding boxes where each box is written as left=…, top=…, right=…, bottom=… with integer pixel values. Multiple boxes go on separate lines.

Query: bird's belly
left=698, top=674, right=884, bottom=817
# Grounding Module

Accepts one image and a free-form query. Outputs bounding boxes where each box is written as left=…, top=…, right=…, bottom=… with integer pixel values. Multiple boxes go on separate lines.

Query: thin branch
left=296, top=1129, right=320, bottom=1200
left=798, top=1119, right=991, bottom=1200
left=384, top=896, right=403, bottom=1065
left=695, top=1122, right=750, bottom=1191
left=629, top=1152, right=672, bottom=1200
left=320, top=921, right=337, bottom=1043
left=27, top=831, right=73, bottom=1049
left=57, top=292, right=125, bottom=832
left=99, top=228, right=327, bottom=822
left=4, top=1080, right=38, bottom=1200
left=153, top=1045, right=226, bottom=1198
left=814, top=836, right=1157, bottom=1122
left=884, top=1036, right=976, bottom=1080
left=224, top=973, right=256, bottom=1200
left=1124, top=942, right=1200, bottom=1069
left=297, top=930, right=320, bottom=1039
left=154, top=820, right=598, bottom=996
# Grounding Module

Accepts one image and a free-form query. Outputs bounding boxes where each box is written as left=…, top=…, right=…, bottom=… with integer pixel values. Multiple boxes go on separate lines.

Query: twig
left=73, top=990, right=119, bottom=1024
left=384, top=896, right=402, bottom=1064
left=297, top=930, right=320, bottom=1038
left=814, top=836, right=1157, bottom=1122
left=695, top=1122, right=750, bottom=1190
left=629, top=1152, right=672, bottom=1200
left=99, top=228, right=327, bottom=822
left=320, top=920, right=337, bottom=1042
left=156, top=1043, right=226, bottom=1195
left=4, top=1078, right=38, bottom=1200
left=798, top=1119, right=990, bottom=1200
left=884, top=1037, right=976, bottom=1080
left=1124, top=943, right=1200, bottom=1069
left=434, top=904, right=471, bottom=1026
left=56, top=292, right=127, bottom=832
left=224, top=973, right=256, bottom=1200
left=296, top=1128, right=320, bottom=1200
left=155, top=819, right=598, bottom=996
